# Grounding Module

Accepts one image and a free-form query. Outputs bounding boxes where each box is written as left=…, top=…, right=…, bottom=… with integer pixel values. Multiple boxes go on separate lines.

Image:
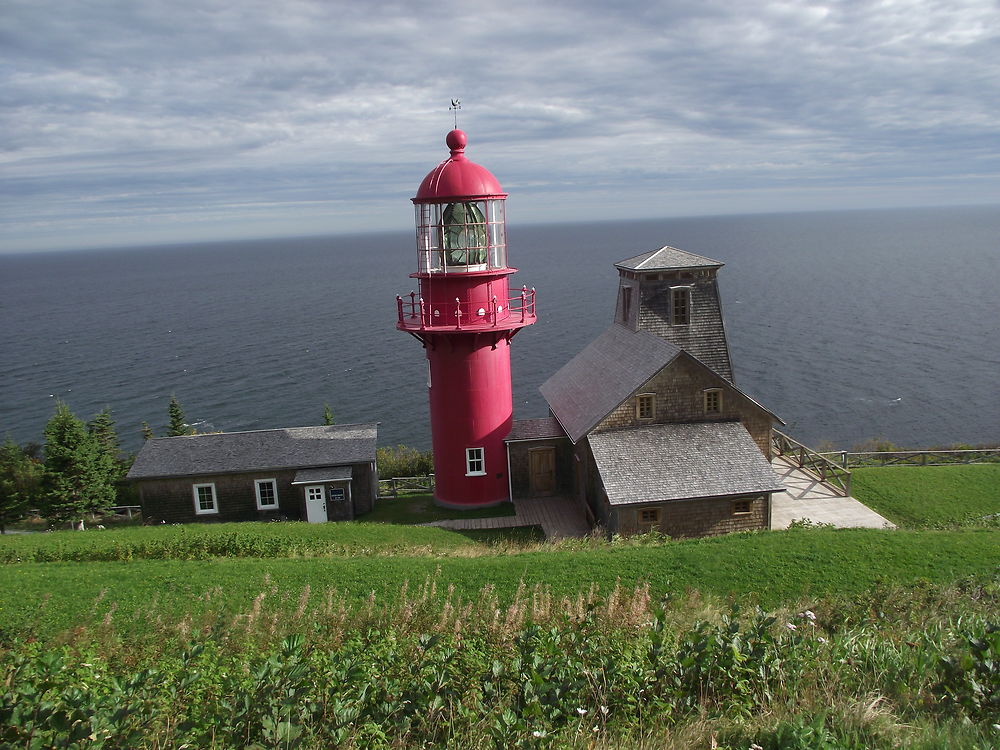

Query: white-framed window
left=636, top=393, right=655, bottom=420
left=671, top=286, right=691, bottom=325
left=465, top=447, right=485, bottom=476
left=193, top=483, right=218, bottom=515
left=703, top=388, right=723, bottom=414
left=254, top=478, right=278, bottom=510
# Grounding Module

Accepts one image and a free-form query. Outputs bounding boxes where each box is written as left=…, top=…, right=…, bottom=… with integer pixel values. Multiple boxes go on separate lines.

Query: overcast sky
left=3, top=0, right=998, bottom=253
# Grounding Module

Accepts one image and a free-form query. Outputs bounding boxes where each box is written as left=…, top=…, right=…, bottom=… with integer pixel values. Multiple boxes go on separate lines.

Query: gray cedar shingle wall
left=637, top=275, right=733, bottom=382
left=593, top=352, right=775, bottom=456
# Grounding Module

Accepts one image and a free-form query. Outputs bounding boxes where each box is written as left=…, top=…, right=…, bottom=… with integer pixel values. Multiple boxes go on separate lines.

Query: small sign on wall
left=328, top=487, right=346, bottom=502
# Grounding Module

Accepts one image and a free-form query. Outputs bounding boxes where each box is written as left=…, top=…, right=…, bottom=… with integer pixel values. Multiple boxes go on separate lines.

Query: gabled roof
left=127, top=424, right=377, bottom=481
left=540, top=325, right=683, bottom=443
left=589, top=422, right=785, bottom=505
left=615, top=245, right=723, bottom=272
left=540, top=324, right=782, bottom=444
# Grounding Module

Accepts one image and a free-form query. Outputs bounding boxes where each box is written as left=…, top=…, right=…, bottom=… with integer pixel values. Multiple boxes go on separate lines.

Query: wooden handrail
left=772, top=430, right=852, bottom=496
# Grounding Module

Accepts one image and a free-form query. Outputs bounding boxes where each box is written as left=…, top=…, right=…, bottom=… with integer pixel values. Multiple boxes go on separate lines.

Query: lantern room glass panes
left=415, top=199, right=506, bottom=273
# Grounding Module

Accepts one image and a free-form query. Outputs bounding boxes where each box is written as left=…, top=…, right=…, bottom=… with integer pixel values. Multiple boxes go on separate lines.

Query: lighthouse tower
left=395, top=130, right=536, bottom=508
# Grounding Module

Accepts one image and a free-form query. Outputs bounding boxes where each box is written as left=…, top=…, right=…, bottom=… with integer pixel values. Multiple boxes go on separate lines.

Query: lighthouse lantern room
left=396, top=129, right=536, bottom=508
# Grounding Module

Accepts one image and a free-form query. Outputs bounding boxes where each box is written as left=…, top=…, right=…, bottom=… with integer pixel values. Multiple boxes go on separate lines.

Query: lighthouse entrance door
left=528, top=447, right=556, bottom=496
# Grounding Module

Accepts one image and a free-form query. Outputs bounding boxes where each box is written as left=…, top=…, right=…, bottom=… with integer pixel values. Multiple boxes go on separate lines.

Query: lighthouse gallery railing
left=396, top=287, right=536, bottom=330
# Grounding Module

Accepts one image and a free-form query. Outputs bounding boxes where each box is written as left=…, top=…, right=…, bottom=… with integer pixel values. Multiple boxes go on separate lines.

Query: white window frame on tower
left=465, top=447, right=486, bottom=476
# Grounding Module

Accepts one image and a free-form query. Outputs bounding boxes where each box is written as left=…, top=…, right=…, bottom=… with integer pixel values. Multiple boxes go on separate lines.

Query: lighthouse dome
left=414, top=130, right=507, bottom=203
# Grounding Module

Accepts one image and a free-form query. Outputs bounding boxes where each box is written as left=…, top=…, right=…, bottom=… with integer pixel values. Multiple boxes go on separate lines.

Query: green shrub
left=376, top=445, right=433, bottom=479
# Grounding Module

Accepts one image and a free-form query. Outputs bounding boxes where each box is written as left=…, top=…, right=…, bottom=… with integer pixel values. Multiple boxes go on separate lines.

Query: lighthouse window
left=442, top=202, right=488, bottom=267
left=465, top=447, right=485, bottom=476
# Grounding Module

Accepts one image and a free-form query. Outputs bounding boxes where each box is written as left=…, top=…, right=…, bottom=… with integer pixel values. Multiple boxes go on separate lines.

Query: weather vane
left=450, top=98, right=462, bottom=129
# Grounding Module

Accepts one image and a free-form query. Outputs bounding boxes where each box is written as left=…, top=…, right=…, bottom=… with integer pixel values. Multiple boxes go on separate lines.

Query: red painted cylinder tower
left=396, top=129, right=536, bottom=508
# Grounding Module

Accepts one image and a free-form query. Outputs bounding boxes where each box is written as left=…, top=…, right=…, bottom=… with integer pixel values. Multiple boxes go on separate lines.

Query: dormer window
left=671, top=287, right=691, bottom=325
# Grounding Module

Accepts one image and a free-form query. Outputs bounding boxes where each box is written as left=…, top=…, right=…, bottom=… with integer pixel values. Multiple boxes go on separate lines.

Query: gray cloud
left=2, top=0, right=998, bottom=251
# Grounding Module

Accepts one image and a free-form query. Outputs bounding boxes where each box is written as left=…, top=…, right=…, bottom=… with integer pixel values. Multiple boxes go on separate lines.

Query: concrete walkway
left=770, top=455, right=895, bottom=530
left=423, top=494, right=592, bottom=539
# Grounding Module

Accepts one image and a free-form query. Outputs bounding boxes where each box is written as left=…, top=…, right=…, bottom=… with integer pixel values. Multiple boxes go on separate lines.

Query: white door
left=304, top=485, right=327, bottom=523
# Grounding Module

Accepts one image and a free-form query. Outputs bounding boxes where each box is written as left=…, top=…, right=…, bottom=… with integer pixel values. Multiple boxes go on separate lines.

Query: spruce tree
left=0, top=440, right=42, bottom=534
left=42, top=402, right=115, bottom=529
left=323, top=403, right=335, bottom=426
left=88, top=408, right=125, bottom=492
left=141, top=422, right=155, bottom=441
left=167, top=395, right=191, bottom=437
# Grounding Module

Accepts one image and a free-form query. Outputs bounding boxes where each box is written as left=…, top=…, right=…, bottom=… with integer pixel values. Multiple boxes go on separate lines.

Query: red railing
left=396, top=287, right=536, bottom=330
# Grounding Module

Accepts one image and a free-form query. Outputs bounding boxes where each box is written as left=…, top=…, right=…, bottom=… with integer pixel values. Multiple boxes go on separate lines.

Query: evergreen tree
left=42, top=402, right=115, bottom=529
left=0, top=440, right=42, bottom=534
left=323, top=403, right=335, bottom=426
left=141, top=422, right=155, bottom=441
left=88, top=408, right=125, bottom=492
left=167, top=395, right=191, bottom=437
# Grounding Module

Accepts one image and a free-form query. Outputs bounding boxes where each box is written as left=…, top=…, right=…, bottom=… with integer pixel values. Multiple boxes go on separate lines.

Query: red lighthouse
left=396, top=130, right=536, bottom=508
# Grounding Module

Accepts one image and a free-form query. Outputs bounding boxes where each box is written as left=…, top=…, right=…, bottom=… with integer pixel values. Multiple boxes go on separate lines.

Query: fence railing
left=772, top=430, right=852, bottom=497
left=819, top=449, right=1000, bottom=469
left=378, top=475, right=435, bottom=498
left=396, top=288, right=536, bottom=330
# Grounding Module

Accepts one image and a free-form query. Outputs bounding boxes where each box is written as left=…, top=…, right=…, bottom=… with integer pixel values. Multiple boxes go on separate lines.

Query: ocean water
left=1, top=205, right=997, bottom=453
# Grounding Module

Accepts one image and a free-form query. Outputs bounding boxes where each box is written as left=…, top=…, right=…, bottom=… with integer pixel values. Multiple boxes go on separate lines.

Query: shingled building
left=128, top=424, right=378, bottom=524
left=507, top=246, right=784, bottom=538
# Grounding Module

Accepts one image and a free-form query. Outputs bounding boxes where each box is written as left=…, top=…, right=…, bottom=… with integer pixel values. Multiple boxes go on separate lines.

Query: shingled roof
left=615, top=246, right=723, bottom=272
left=506, top=417, right=566, bottom=442
left=589, top=422, right=785, bottom=505
left=540, top=325, right=683, bottom=443
left=127, top=424, right=377, bottom=480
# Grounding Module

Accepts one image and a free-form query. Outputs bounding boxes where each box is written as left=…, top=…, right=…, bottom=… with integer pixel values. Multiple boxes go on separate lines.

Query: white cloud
left=2, top=0, right=998, bottom=251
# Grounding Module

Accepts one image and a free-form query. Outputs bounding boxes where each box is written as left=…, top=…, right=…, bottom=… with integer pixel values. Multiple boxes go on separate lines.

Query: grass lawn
left=852, top=464, right=1000, bottom=528
left=359, top=492, right=516, bottom=524
left=2, top=526, right=998, bottom=642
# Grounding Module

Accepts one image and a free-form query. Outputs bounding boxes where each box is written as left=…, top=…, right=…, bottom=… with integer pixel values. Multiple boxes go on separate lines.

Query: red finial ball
left=446, top=129, right=467, bottom=153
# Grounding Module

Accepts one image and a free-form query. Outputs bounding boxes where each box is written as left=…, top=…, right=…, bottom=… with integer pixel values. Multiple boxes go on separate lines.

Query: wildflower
left=532, top=730, right=547, bottom=738
left=786, top=623, right=797, bottom=631
left=600, top=705, right=609, bottom=715
left=751, top=744, right=764, bottom=750
left=576, top=707, right=587, bottom=716
left=817, top=636, right=827, bottom=644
